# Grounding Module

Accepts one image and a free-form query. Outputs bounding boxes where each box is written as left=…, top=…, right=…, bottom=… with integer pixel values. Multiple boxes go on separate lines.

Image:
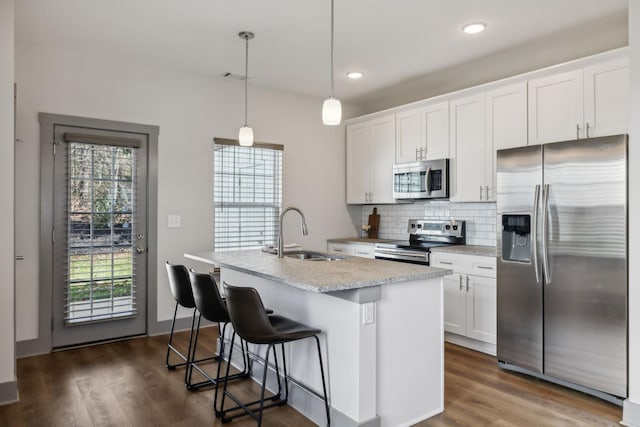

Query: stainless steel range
left=374, top=219, right=465, bottom=265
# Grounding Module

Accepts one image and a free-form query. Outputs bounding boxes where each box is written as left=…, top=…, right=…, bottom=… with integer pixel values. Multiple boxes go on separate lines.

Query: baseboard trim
left=622, top=399, right=640, bottom=427
left=16, top=337, right=50, bottom=358
left=444, top=332, right=496, bottom=356
left=0, top=380, right=18, bottom=405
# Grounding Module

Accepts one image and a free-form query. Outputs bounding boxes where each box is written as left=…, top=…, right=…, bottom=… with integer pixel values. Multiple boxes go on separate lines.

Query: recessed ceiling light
left=347, top=71, right=364, bottom=79
left=462, top=22, right=487, bottom=34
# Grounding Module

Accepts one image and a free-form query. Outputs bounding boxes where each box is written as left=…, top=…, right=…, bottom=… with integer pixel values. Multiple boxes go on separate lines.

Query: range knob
left=453, top=225, right=458, bottom=231
left=445, top=225, right=451, bottom=230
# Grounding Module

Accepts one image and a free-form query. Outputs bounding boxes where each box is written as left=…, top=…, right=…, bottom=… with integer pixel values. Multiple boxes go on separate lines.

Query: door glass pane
left=66, top=142, right=137, bottom=324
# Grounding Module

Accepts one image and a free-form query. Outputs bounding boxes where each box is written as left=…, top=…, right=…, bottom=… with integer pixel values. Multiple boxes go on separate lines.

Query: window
left=214, top=138, right=283, bottom=251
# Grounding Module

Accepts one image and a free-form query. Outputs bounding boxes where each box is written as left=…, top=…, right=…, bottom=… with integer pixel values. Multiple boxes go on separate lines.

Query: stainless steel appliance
left=496, top=134, right=628, bottom=403
left=393, top=159, right=449, bottom=200
left=375, top=219, right=465, bottom=265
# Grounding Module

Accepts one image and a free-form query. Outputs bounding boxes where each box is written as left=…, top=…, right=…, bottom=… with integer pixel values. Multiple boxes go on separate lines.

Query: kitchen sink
left=283, top=250, right=346, bottom=261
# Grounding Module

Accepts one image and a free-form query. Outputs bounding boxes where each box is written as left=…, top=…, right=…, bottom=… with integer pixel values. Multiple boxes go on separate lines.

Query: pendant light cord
left=244, top=35, right=249, bottom=126
left=330, top=0, right=335, bottom=97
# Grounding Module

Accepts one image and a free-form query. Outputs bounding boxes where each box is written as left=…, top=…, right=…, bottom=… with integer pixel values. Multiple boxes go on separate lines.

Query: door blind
left=65, top=142, right=138, bottom=324
left=214, top=142, right=282, bottom=251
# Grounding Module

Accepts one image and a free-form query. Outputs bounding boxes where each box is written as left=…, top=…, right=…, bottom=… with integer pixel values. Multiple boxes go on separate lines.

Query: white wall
left=14, top=41, right=362, bottom=337
left=0, top=0, right=16, bottom=388
left=625, top=0, right=640, bottom=424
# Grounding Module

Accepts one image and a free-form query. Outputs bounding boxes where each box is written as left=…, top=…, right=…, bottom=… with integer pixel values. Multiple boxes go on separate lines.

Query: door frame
left=22, top=113, right=158, bottom=355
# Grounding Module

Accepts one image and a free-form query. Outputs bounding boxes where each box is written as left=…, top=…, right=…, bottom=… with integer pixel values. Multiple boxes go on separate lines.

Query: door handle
left=465, top=276, right=470, bottom=292
left=542, top=184, right=551, bottom=284
left=135, top=246, right=145, bottom=254
left=15, top=255, right=24, bottom=261
left=532, top=184, right=541, bottom=284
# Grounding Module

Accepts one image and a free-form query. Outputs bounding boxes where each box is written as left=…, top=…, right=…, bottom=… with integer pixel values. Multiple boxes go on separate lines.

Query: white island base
left=218, top=268, right=445, bottom=427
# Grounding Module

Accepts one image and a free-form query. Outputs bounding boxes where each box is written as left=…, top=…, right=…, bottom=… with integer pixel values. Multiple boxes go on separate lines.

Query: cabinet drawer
left=469, top=257, right=497, bottom=278
left=430, top=254, right=465, bottom=270
left=327, top=243, right=350, bottom=255
left=350, top=244, right=375, bottom=259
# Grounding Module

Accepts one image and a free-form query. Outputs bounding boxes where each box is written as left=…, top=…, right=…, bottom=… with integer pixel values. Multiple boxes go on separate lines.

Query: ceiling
left=15, top=0, right=628, bottom=106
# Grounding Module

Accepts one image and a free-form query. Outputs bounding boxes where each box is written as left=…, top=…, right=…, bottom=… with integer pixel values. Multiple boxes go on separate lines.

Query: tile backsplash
left=361, top=201, right=497, bottom=247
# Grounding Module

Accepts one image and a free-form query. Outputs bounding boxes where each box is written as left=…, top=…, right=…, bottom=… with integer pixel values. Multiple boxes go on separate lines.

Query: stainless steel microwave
left=392, top=159, right=449, bottom=200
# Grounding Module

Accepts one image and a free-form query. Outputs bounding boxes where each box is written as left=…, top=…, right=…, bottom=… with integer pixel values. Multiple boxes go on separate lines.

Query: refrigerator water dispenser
left=501, top=214, right=531, bottom=263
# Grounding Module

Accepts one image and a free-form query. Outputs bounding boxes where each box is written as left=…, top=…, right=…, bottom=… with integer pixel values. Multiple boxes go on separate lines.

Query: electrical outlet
left=167, top=214, right=181, bottom=228
left=362, top=302, right=375, bottom=325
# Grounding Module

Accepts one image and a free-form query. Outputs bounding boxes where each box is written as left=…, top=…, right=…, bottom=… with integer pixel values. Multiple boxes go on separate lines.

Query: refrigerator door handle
left=532, top=184, right=541, bottom=284
left=542, top=184, right=551, bottom=284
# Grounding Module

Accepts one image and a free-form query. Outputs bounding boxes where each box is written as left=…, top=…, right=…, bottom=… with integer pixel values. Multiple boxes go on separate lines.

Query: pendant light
left=322, top=0, right=342, bottom=125
left=238, top=31, right=255, bottom=146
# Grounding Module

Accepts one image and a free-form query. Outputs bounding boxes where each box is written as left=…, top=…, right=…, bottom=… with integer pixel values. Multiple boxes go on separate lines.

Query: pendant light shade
left=238, top=126, right=254, bottom=146
left=239, top=31, right=254, bottom=146
left=322, top=96, right=342, bottom=125
left=322, top=0, right=341, bottom=126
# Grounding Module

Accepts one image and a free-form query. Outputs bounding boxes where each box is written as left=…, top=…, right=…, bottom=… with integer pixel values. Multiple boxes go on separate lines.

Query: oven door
left=374, top=247, right=429, bottom=265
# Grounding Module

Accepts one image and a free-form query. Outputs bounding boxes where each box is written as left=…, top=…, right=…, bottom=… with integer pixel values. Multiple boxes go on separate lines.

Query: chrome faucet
left=277, top=206, right=308, bottom=258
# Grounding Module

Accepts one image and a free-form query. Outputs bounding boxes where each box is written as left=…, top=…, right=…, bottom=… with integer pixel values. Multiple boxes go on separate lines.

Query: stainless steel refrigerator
left=496, top=134, right=627, bottom=402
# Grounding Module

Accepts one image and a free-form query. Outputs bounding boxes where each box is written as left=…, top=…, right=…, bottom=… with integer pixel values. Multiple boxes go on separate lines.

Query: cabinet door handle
left=586, top=122, right=591, bottom=138
left=466, top=276, right=470, bottom=292
left=480, top=185, right=483, bottom=200
left=439, top=261, right=453, bottom=265
left=485, top=186, right=490, bottom=200
left=459, top=275, right=463, bottom=291
left=477, top=265, right=494, bottom=270
left=333, top=248, right=344, bottom=253
left=576, top=124, right=580, bottom=139
left=416, top=148, right=420, bottom=160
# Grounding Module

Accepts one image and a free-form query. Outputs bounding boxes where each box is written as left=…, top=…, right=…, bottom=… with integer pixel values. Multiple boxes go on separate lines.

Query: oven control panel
left=407, top=219, right=465, bottom=238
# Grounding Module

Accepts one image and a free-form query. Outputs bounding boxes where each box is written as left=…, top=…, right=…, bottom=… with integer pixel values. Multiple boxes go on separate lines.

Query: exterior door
left=51, top=125, right=147, bottom=348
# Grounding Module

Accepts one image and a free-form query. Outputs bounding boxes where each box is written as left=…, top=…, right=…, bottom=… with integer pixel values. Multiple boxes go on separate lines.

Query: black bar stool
left=187, top=270, right=251, bottom=405
left=164, top=262, right=217, bottom=390
left=220, top=282, right=330, bottom=426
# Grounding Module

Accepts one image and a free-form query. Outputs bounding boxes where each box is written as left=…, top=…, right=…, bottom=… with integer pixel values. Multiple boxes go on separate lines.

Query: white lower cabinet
left=431, top=252, right=496, bottom=354
left=327, top=242, right=375, bottom=259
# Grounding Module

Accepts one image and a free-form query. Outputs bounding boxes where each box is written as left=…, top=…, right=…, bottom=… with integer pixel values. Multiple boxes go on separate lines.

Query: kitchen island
left=185, top=249, right=451, bottom=427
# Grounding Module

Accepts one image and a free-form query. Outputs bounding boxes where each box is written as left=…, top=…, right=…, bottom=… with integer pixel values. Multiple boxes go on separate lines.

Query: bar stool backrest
left=189, top=271, right=230, bottom=323
left=223, top=283, right=276, bottom=343
left=165, top=262, right=195, bottom=308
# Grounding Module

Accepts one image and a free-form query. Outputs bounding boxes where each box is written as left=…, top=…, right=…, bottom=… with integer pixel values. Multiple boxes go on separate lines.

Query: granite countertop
left=327, top=237, right=396, bottom=245
left=430, top=245, right=496, bottom=257
left=185, top=249, right=451, bottom=293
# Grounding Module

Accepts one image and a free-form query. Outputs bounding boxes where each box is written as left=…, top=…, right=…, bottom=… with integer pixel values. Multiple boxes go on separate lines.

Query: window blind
left=214, top=141, right=282, bottom=251
left=65, top=141, right=138, bottom=324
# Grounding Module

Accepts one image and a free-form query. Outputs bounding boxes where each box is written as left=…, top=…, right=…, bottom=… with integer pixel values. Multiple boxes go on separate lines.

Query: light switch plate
left=168, top=214, right=181, bottom=228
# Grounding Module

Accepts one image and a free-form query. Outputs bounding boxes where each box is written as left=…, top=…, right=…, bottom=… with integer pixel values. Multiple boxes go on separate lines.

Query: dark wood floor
left=0, top=328, right=622, bottom=426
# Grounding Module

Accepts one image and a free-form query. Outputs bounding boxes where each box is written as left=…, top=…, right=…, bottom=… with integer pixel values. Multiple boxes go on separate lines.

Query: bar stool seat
left=187, top=270, right=252, bottom=406
left=220, top=282, right=330, bottom=426
left=164, top=262, right=217, bottom=390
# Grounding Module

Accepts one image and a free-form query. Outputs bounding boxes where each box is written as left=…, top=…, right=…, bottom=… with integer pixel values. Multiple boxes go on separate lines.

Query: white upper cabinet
left=583, top=58, right=629, bottom=138
left=422, top=101, right=450, bottom=161
left=395, top=109, right=421, bottom=163
left=485, top=81, right=528, bottom=200
left=449, top=93, right=486, bottom=202
left=528, top=58, right=629, bottom=144
left=346, top=122, right=370, bottom=204
left=528, top=69, right=583, bottom=144
left=346, top=114, right=396, bottom=204
left=395, top=101, right=449, bottom=163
